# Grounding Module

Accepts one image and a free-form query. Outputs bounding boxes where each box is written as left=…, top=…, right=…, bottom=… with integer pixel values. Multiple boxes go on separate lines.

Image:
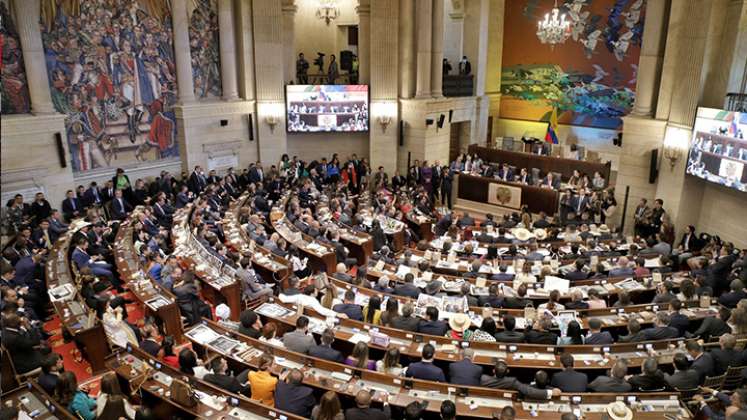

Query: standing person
left=431, top=161, right=442, bottom=205
left=327, top=54, right=338, bottom=84
left=459, top=56, right=472, bottom=75
left=296, top=53, right=309, bottom=84
left=442, top=58, right=452, bottom=76
left=441, top=166, right=453, bottom=209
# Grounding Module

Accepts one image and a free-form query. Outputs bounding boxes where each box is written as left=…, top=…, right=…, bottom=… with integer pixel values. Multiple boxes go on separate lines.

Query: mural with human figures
left=500, top=0, right=646, bottom=130
left=189, top=0, right=221, bottom=99
left=40, top=0, right=179, bottom=174
left=1, top=0, right=32, bottom=114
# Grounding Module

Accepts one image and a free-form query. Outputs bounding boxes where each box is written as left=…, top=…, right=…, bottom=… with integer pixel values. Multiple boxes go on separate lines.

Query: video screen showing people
left=686, top=107, right=747, bottom=192
left=286, top=85, right=369, bottom=133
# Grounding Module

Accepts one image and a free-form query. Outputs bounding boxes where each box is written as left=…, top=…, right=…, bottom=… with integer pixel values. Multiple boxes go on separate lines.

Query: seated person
left=627, top=357, right=667, bottom=391
left=391, top=303, right=420, bottom=332
left=282, top=316, right=317, bottom=354
left=494, top=315, right=525, bottom=343
left=641, top=312, right=680, bottom=341
left=248, top=354, right=278, bottom=406
left=417, top=306, right=448, bottom=336
left=203, top=357, right=247, bottom=395
left=345, top=342, right=377, bottom=370
left=1, top=313, right=45, bottom=374
left=333, top=290, right=363, bottom=321
left=480, top=360, right=558, bottom=399
left=664, top=353, right=700, bottom=390
left=550, top=353, right=588, bottom=392
left=585, top=318, right=613, bottom=344
left=38, top=353, right=64, bottom=395
left=525, top=318, right=558, bottom=345
left=309, top=329, right=344, bottom=363
left=405, top=344, right=445, bottom=382
left=275, top=368, right=316, bottom=418
left=588, top=360, right=632, bottom=392
left=55, top=371, right=97, bottom=420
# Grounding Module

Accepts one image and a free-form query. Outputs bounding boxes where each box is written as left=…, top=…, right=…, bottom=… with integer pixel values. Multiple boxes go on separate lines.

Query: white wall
left=293, top=0, right=359, bottom=68
left=696, top=182, right=747, bottom=248
left=286, top=132, right=369, bottom=162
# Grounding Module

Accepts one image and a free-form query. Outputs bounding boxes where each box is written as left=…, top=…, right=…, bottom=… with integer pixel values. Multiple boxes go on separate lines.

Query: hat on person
left=599, top=224, right=611, bottom=234
left=513, top=228, right=533, bottom=242
left=448, top=313, right=471, bottom=332
left=605, top=401, right=633, bottom=420
left=589, top=224, right=601, bottom=236
left=215, top=303, right=231, bottom=321
left=425, top=280, right=442, bottom=295
left=533, top=229, right=548, bottom=241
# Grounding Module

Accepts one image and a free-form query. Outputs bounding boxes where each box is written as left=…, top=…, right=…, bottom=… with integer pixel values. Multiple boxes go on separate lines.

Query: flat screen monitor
left=286, top=85, right=369, bottom=133
left=686, top=107, right=747, bottom=192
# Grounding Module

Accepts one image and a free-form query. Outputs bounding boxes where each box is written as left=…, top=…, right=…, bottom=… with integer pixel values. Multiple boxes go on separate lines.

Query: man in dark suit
left=71, top=237, right=114, bottom=281
left=38, top=353, right=63, bottom=395
left=687, top=341, right=715, bottom=384
left=664, top=353, right=700, bottom=390
left=31, top=219, right=55, bottom=250
left=585, top=319, right=613, bottom=344
left=275, top=369, right=315, bottom=417
left=502, top=284, right=531, bottom=309
left=248, top=162, right=264, bottom=185
left=565, top=259, right=589, bottom=280
left=49, top=210, right=69, bottom=238
left=550, top=353, right=588, bottom=392
left=391, top=304, right=420, bottom=332
left=692, top=307, right=733, bottom=342
left=1, top=314, right=44, bottom=374
left=188, top=165, right=207, bottom=193
left=480, top=360, right=558, bottom=399
left=494, top=315, right=525, bottom=343
left=84, top=182, right=103, bottom=207
left=709, top=333, right=746, bottom=375
left=394, top=273, right=421, bottom=299
left=110, top=189, right=132, bottom=221
left=138, top=324, right=161, bottom=357
left=491, top=265, right=514, bottom=281
left=516, top=168, right=532, bottom=185
left=719, top=279, right=747, bottom=308
left=203, top=357, right=246, bottom=395
left=30, top=192, right=52, bottom=224
left=641, top=312, right=680, bottom=341
left=308, top=329, right=344, bottom=363
left=588, top=360, right=632, bottom=392
left=61, top=190, right=82, bottom=221
left=418, top=307, right=448, bottom=336
left=333, top=290, right=363, bottom=321
left=627, top=357, right=668, bottom=391
left=668, top=299, right=690, bottom=336
left=253, top=191, right=271, bottom=215
left=708, top=245, right=738, bottom=295
left=525, top=318, right=558, bottom=345
left=344, top=390, right=391, bottom=420
left=333, top=263, right=354, bottom=283
left=448, top=348, right=483, bottom=386
left=456, top=211, right=475, bottom=228
left=405, top=344, right=446, bottom=382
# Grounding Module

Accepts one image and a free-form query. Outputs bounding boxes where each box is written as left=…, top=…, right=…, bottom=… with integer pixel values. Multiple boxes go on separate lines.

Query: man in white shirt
left=278, top=284, right=346, bottom=319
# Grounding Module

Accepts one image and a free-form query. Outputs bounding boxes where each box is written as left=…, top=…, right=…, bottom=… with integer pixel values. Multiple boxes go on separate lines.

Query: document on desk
left=408, top=390, right=451, bottom=401
left=226, top=407, right=271, bottom=420
left=359, top=380, right=401, bottom=394
left=186, top=325, right=221, bottom=345
left=348, top=333, right=371, bottom=344
left=273, top=357, right=303, bottom=370
left=459, top=397, right=512, bottom=408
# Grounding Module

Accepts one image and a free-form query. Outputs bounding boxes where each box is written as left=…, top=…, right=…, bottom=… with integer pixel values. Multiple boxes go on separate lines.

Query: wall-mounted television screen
left=686, top=107, right=747, bottom=192
left=286, top=85, right=369, bottom=133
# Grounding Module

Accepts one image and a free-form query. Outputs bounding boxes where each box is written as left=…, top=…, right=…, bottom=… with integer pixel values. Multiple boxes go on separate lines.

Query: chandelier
left=316, top=0, right=340, bottom=25
left=536, top=0, right=571, bottom=48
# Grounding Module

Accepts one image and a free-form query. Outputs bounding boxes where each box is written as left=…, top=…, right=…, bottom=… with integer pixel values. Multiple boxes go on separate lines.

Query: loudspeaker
left=425, top=118, right=434, bottom=126
left=399, top=120, right=404, bottom=146
left=340, top=50, right=354, bottom=72
left=248, top=114, right=254, bottom=141
left=448, top=110, right=453, bottom=123
left=220, top=119, right=228, bottom=127
left=55, top=132, right=67, bottom=168
left=437, top=114, right=445, bottom=129
left=649, top=149, right=659, bottom=183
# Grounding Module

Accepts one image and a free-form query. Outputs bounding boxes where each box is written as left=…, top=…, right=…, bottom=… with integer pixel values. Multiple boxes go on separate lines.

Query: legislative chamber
left=1, top=0, right=746, bottom=419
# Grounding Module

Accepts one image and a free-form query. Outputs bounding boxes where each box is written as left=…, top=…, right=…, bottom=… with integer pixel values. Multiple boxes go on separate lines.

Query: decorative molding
left=0, top=167, right=50, bottom=184
left=202, top=140, right=243, bottom=158
left=174, top=100, right=255, bottom=118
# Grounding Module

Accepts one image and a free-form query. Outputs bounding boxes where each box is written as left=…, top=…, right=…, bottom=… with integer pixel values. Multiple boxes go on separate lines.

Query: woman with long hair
left=363, top=296, right=382, bottom=325
left=97, top=372, right=136, bottom=419
left=470, top=317, right=498, bottom=342
left=379, top=298, right=399, bottom=327
left=375, top=346, right=403, bottom=376
left=159, top=336, right=179, bottom=369
left=311, top=391, right=344, bottom=420
left=55, top=371, right=96, bottom=420
left=557, top=320, right=584, bottom=345
left=345, top=342, right=376, bottom=370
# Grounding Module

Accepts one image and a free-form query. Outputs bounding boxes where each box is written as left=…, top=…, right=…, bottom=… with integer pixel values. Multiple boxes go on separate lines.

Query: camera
left=313, top=52, right=325, bottom=73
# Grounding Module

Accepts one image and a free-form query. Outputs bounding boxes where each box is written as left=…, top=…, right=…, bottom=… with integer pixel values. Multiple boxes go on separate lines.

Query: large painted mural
left=500, top=0, right=645, bottom=130
left=40, top=0, right=179, bottom=175
left=1, top=0, right=31, bottom=114
left=189, top=0, right=221, bottom=99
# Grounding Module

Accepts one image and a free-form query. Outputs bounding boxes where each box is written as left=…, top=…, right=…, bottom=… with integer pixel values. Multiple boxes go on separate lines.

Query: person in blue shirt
left=55, top=371, right=97, bottom=420
left=405, top=343, right=445, bottom=382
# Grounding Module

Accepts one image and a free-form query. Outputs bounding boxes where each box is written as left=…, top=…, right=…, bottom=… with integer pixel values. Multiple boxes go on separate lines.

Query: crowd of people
left=1, top=152, right=747, bottom=420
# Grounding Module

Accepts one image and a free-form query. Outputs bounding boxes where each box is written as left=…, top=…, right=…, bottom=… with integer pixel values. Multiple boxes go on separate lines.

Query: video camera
left=313, top=52, right=325, bottom=73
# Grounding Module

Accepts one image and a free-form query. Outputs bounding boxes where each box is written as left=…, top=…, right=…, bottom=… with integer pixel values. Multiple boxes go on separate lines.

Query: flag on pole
left=545, top=107, right=559, bottom=144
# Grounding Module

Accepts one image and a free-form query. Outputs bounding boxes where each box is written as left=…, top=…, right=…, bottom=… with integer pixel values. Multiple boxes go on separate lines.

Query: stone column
left=370, top=0, right=399, bottom=174
left=282, top=1, right=297, bottom=84
left=218, top=0, right=239, bottom=100
left=430, top=0, right=445, bottom=97
left=631, top=0, right=669, bottom=116
left=701, top=0, right=747, bottom=108
left=415, top=0, right=432, bottom=98
left=235, top=0, right=256, bottom=100
left=172, top=0, right=196, bottom=103
left=445, top=3, right=464, bottom=66
left=13, top=0, right=55, bottom=114
left=357, top=0, right=371, bottom=84
left=398, top=0, right=416, bottom=98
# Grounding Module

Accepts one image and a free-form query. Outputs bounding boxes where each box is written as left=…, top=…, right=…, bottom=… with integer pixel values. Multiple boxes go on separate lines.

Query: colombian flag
left=545, top=107, right=559, bottom=144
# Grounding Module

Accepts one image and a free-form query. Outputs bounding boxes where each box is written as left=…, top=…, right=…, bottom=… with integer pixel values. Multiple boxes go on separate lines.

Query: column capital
left=281, top=0, right=297, bottom=14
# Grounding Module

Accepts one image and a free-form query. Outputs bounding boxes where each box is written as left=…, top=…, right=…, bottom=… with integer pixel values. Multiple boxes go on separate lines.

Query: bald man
left=345, top=389, right=391, bottom=420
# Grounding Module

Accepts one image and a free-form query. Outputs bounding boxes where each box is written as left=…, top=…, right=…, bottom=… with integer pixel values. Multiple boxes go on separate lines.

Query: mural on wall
left=188, top=0, right=221, bottom=99
left=0, top=0, right=32, bottom=114
left=40, top=0, right=179, bottom=175
left=500, top=0, right=645, bottom=130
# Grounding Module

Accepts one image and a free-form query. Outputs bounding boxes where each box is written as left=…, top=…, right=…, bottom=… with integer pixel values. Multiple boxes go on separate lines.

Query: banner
left=487, top=182, right=522, bottom=209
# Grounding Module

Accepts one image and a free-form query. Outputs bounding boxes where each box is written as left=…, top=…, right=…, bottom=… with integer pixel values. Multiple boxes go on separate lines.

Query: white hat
left=605, top=401, right=633, bottom=420
left=599, top=224, right=611, bottom=234
left=533, top=229, right=548, bottom=241
left=215, top=303, right=231, bottom=321
left=448, top=313, right=471, bottom=332
left=513, top=228, right=533, bottom=242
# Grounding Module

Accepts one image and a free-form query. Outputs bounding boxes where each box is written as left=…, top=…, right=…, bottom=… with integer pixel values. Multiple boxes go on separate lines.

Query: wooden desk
left=114, top=218, right=184, bottom=342
left=107, top=346, right=305, bottom=420
left=407, top=213, right=434, bottom=242
left=46, top=229, right=110, bottom=373
left=468, top=144, right=612, bottom=182
left=271, top=214, right=336, bottom=274
left=1, top=382, right=78, bottom=419
left=338, top=226, right=373, bottom=266
left=457, top=173, right=560, bottom=215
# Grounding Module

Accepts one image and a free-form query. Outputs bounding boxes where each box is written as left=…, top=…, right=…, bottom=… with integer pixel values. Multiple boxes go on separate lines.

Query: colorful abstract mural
left=40, top=0, right=179, bottom=175
left=500, top=0, right=645, bottom=129
left=189, top=0, right=221, bottom=99
left=1, top=0, right=31, bottom=114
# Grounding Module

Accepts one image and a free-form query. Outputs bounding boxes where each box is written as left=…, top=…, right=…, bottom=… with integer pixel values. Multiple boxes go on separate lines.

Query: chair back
left=723, top=365, right=747, bottom=389
left=674, top=387, right=700, bottom=402
left=531, top=168, right=541, bottom=185
left=703, top=373, right=726, bottom=390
